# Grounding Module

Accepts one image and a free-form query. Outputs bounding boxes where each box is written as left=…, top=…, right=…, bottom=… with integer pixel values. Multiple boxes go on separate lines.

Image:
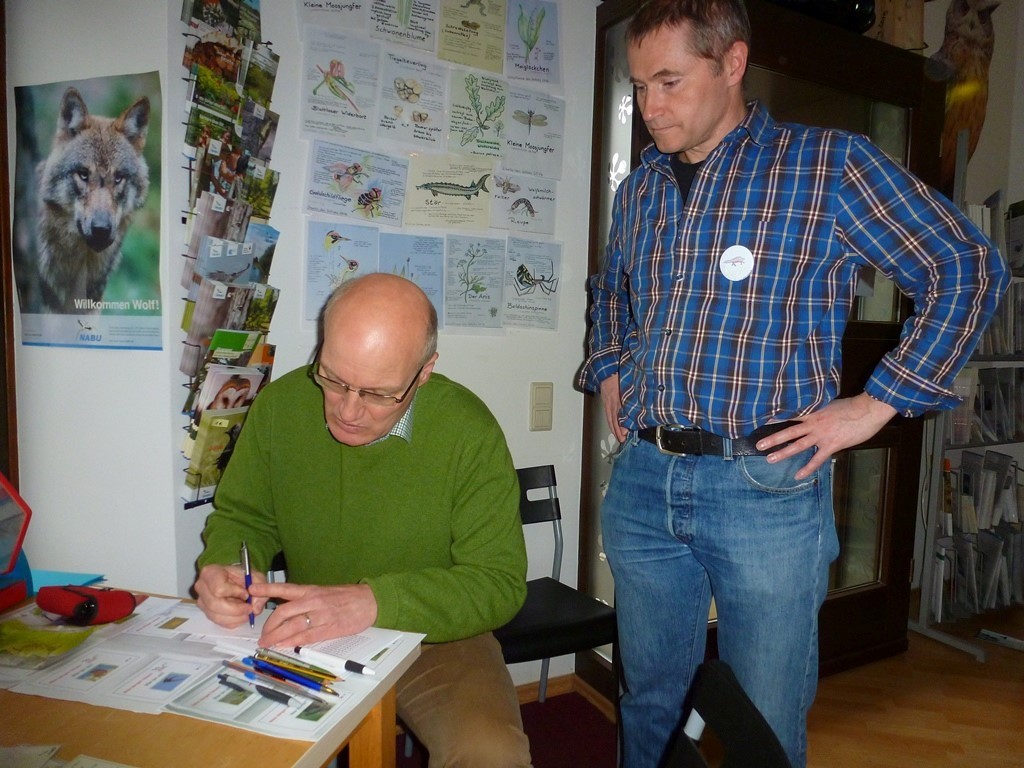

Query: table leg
left=347, top=687, right=397, bottom=768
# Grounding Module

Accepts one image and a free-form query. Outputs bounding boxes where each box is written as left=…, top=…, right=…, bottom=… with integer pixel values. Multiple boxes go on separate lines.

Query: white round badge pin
left=719, top=245, right=754, bottom=282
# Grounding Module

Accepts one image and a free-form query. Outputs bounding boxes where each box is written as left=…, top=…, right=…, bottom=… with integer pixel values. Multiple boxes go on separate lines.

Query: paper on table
left=65, top=756, right=143, bottom=768
left=0, top=744, right=60, bottom=768
left=140, top=600, right=269, bottom=642
left=166, top=629, right=424, bottom=742
left=10, top=637, right=225, bottom=715
left=304, top=626, right=421, bottom=678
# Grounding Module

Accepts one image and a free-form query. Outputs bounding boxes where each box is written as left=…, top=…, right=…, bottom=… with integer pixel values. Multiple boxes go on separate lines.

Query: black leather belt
left=637, top=421, right=800, bottom=457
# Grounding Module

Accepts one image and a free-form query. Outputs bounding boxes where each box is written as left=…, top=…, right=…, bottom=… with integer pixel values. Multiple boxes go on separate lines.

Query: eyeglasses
left=308, top=359, right=423, bottom=408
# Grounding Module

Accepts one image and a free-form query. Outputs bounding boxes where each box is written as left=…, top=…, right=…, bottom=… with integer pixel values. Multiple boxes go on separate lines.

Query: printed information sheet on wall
left=444, top=235, right=506, bottom=331
left=12, top=72, right=164, bottom=349
left=504, top=237, right=561, bottom=330
left=301, top=27, right=381, bottom=142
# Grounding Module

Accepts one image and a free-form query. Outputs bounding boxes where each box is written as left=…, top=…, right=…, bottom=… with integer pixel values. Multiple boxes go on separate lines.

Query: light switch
left=530, top=382, right=554, bottom=431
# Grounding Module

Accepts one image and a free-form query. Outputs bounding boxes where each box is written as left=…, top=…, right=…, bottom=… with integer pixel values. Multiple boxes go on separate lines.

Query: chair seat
left=493, top=577, right=617, bottom=664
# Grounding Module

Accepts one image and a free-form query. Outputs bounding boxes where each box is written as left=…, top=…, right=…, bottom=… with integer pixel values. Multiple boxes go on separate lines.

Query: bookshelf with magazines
left=910, top=190, right=1024, bottom=662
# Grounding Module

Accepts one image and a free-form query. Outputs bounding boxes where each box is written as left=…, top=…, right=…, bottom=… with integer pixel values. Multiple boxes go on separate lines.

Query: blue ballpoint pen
left=251, top=657, right=340, bottom=696
left=240, top=540, right=254, bottom=629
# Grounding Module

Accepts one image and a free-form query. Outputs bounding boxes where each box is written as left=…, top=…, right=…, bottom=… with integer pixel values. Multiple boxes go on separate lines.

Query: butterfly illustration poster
left=404, top=154, right=494, bottom=230
left=489, top=172, right=557, bottom=235
left=502, top=86, right=564, bottom=178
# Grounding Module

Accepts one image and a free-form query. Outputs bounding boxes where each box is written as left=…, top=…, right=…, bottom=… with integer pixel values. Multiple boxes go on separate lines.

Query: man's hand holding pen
left=195, top=563, right=270, bottom=629
left=196, top=565, right=380, bottom=647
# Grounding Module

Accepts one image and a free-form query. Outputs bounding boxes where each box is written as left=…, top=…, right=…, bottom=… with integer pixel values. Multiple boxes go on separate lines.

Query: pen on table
left=254, top=648, right=338, bottom=681
left=250, top=657, right=341, bottom=696
left=217, top=672, right=294, bottom=706
left=223, top=659, right=330, bottom=703
left=294, top=645, right=377, bottom=677
left=240, top=540, right=254, bottom=629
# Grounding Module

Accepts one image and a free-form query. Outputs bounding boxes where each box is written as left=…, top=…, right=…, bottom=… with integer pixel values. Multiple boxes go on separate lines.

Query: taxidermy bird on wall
left=927, top=0, right=1000, bottom=193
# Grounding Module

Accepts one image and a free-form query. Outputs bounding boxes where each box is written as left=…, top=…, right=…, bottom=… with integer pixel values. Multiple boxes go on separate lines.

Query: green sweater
left=197, top=369, right=527, bottom=643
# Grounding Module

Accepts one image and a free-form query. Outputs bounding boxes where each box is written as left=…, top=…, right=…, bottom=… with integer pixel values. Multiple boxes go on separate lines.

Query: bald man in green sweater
left=194, top=274, right=531, bottom=766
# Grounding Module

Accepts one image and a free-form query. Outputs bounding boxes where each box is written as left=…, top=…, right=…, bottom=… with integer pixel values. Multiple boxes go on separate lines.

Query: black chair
left=662, top=659, right=791, bottom=768
left=492, top=464, right=618, bottom=702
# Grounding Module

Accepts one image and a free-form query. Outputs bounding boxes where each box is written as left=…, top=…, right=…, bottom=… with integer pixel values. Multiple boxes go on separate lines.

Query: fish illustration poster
left=304, top=139, right=409, bottom=226
left=503, top=237, right=562, bottom=331
left=444, top=234, right=506, bottom=331
left=301, top=27, right=381, bottom=143
left=404, top=154, right=494, bottom=230
left=377, top=51, right=447, bottom=149
left=304, top=220, right=380, bottom=323
left=502, top=87, right=564, bottom=178
left=489, top=172, right=557, bottom=235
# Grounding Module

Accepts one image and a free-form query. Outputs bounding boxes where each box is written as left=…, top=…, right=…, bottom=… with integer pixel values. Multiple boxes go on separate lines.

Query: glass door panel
left=745, top=65, right=907, bottom=325
left=581, top=16, right=635, bottom=656
left=831, top=448, right=888, bottom=590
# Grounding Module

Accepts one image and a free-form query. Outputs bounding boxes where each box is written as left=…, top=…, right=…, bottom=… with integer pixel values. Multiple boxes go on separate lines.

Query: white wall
left=7, top=0, right=596, bottom=686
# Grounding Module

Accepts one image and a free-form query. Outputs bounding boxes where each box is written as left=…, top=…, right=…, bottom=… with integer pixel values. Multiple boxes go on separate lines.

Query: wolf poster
left=12, top=72, right=163, bottom=350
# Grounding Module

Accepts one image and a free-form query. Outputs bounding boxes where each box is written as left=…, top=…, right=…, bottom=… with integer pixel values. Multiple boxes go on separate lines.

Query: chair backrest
left=664, top=659, right=792, bottom=768
left=515, top=465, right=564, bottom=581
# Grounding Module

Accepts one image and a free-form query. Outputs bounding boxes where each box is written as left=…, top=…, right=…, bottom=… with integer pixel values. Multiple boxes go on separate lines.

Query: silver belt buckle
left=654, top=425, right=688, bottom=456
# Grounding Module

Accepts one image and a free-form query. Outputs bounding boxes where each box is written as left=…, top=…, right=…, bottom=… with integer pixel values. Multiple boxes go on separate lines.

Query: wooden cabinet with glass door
left=579, top=0, right=945, bottom=696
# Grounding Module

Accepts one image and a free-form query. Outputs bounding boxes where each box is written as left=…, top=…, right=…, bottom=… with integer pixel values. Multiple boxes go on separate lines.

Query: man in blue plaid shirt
left=578, top=1, right=1008, bottom=766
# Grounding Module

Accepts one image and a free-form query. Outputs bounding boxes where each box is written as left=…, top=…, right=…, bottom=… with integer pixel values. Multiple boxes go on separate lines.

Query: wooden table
left=0, top=643, right=418, bottom=768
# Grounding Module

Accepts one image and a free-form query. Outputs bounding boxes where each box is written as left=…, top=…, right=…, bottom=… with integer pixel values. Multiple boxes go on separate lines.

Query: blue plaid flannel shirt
left=579, top=101, right=1008, bottom=439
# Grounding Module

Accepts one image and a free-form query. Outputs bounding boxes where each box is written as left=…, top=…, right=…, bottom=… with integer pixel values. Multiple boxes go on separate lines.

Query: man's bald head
left=315, top=274, right=440, bottom=445
left=322, top=274, right=437, bottom=367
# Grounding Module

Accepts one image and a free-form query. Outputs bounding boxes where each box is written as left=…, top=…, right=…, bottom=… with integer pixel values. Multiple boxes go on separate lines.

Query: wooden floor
left=547, top=600, right=1023, bottom=767
left=807, top=600, right=1024, bottom=767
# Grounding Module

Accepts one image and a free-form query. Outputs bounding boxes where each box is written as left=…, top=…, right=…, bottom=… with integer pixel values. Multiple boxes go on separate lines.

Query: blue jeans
left=602, top=436, right=838, bottom=768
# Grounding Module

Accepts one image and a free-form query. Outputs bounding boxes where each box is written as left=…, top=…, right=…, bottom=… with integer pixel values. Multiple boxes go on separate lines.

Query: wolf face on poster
left=12, top=72, right=163, bottom=350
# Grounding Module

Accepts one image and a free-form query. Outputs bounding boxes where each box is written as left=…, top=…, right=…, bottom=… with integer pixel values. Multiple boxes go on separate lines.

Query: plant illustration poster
left=444, top=234, right=505, bottom=330
left=504, top=0, right=560, bottom=86
left=447, top=70, right=507, bottom=158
